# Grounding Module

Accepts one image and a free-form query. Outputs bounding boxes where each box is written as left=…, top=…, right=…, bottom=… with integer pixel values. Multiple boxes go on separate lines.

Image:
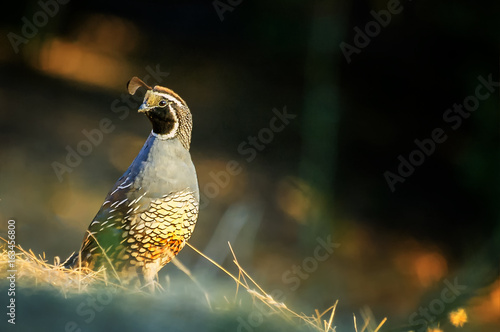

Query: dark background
left=0, top=0, right=498, bottom=331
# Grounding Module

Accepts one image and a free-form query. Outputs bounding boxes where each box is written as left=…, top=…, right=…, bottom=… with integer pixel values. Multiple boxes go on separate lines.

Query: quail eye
left=159, top=100, right=167, bottom=107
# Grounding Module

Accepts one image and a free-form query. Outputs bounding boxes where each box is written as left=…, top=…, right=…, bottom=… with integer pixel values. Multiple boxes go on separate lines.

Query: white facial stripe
left=151, top=125, right=177, bottom=140
left=155, top=92, right=184, bottom=108
left=152, top=131, right=171, bottom=140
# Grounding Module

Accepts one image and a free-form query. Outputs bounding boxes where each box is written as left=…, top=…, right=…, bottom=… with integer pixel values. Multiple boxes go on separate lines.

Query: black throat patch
left=146, top=107, right=177, bottom=136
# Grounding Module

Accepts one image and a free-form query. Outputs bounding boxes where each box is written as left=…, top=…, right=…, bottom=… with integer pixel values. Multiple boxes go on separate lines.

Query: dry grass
left=0, top=237, right=386, bottom=332
left=0, top=241, right=130, bottom=296
left=186, top=242, right=387, bottom=332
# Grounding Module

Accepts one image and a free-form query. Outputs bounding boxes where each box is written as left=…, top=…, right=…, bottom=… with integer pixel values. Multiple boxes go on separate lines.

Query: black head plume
left=127, top=77, right=152, bottom=95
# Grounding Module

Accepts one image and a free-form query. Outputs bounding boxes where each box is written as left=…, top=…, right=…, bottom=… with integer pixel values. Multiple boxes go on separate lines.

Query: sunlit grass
left=0, top=237, right=386, bottom=331
left=0, top=240, right=130, bottom=296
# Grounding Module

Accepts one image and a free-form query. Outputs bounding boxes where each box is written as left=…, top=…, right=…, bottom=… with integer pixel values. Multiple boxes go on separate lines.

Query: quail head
left=63, top=77, right=199, bottom=285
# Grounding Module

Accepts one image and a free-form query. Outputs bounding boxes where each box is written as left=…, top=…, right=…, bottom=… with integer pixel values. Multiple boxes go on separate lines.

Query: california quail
left=63, top=77, right=199, bottom=285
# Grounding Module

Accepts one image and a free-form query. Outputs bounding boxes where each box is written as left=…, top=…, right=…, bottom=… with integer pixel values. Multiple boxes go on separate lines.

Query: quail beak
left=138, top=90, right=154, bottom=113
left=138, top=103, right=151, bottom=113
